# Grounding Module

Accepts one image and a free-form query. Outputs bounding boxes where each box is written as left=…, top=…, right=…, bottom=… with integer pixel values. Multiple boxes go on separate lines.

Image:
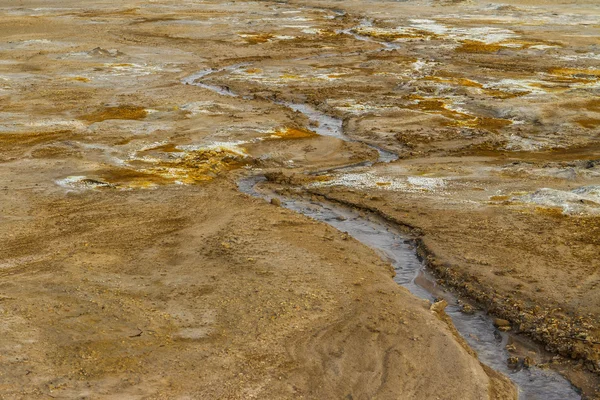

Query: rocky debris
left=89, top=47, right=123, bottom=57
left=523, top=356, right=535, bottom=368
left=458, top=301, right=475, bottom=315
left=270, top=197, right=281, bottom=206
left=507, top=356, right=535, bottom=370
left=507, top=356, right=520, bottom=369
left=494, top=318, right=511, bottom=331
left=430, top=299, right=449, bottom=313
left=413, top=239, right=600, bottom=377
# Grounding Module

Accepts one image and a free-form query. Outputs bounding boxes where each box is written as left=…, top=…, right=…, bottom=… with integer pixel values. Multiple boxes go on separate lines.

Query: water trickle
left=281, top=101, right=398, bottom=163
left=182, top=64, right=249, bottom=97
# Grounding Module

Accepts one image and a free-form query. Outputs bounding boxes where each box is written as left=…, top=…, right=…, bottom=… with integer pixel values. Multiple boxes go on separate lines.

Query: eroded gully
left=182, top=42, right=581, bottom=400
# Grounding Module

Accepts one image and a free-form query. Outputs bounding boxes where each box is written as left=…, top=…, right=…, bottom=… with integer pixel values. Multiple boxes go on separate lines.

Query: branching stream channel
left=184, top=61, right=581, bottom=399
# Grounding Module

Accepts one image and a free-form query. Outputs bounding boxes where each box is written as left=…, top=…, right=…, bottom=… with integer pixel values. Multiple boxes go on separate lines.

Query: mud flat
left=0, top=0, right=598, bottom=398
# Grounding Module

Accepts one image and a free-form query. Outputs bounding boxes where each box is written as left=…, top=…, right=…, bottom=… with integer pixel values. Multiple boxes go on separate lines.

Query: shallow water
left=238, top=175, right=581, bottom=400
left=181, top=64, right=249, bottom=97
left=281, top=101, right=398, bottom=163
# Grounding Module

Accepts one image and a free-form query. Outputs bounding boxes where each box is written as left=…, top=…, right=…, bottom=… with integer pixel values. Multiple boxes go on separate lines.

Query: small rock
left=507, top=357, right=520, bottom=369
left=493, top=318, right=511, bottom=328
left=430, top=299, right=448, bottom=313
left=505, top=344, right=517, bottom=352
left=523, top=356, right=535, bottom=368
left=341, top=232, right=349, bottom=240
left=270, top=198, right=281, bottom=206
left=460, top=304, right=475, bottom=315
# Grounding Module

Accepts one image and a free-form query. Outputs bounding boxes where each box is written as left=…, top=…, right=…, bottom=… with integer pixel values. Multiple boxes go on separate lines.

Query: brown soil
left=1, top=0, right=599, bottom=397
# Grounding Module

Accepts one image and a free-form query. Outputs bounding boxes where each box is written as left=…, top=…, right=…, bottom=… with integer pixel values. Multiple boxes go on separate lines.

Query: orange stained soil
left=271, top=127, right=318, bottom=140
left=576, top=118, right=600, bottom=129
left=407, top=95, right=512, bottom=132
left=350, top=28, right=437, bottom=42
left=140, top=143, right=185, bottom=153
left=455, top=40, right=502, bottom=54
left=144, top=148, right=249, bottom=185
left=81, top=106, right=148, bottom=123
left=241, top=33, right=275, bottom=44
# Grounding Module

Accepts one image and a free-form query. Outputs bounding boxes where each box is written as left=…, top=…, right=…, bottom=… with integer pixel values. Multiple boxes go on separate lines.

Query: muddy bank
left=265, top=170, right=599, bottom=396
left=241, top=174, right=582, bottom=399
left=0, top=178, right=516, bottom=399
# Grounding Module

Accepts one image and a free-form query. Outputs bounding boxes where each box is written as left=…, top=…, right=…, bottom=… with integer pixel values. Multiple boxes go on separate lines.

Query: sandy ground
left=0, top=0, right=598, bottom=398
left=0, top=177, right=516, bottom=399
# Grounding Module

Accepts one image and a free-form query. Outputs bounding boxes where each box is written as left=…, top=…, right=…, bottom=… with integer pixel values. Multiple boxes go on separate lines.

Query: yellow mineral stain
left=490, top=195, right=510, bottom=201
left=72, top=76, right=91, bottom=82
left=141, top=143, right=184, bottom=153
left=457, top=78, right=483, bottom=88
left=244, top=68, right=262, bottom=74
left=456, top=40, right=502, bottom=53
left=407, top=95, right=511, bottom=132
left=241, top=33, right=274, bottom=44
left=482, top=87, right=525, bottom=99
left=271, top=127, right=317, bottom=140
left=96, top=168, right=172, bottom=189
left=148, top=148, right=248, bottom=184
left=351, top=28, right=435, bottom=42
left=0, top=130, right=69, bottom=152
left=281, top=73, right=301, bottom=79
left=425, top=75, right=521, bottom=99
left=576, top=118, right=600, bottom=129
left=563, top=98, right=600, bottom=112
left=81, top=106, right=148, bottom=123
left=425, top=76, right=483, bottom=88
left=583, top=99, right=600, bottom=112
left=308, top=175, right=332, bottom=183
left=544, top=68, right=600, bottom=85
left=547, top=67, right=600, bottom=78
left=98, top=147, right=249, bottom=188
left=407, top=96, right=448, bottom=113
left=408, top=97, right=464, bottom=121
left=504, top=39, right=562, bottom=49
left=527, top=82, right=571, bottom=92
left=316, top=29, right=339, bottom=37
left=448, top=116, right=513, bottom=132
left=533, top=206, right=567, bottom=218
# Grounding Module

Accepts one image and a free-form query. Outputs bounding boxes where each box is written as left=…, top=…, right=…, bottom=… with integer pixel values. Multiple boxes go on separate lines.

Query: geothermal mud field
left=0, top=0, right=599, bottom=398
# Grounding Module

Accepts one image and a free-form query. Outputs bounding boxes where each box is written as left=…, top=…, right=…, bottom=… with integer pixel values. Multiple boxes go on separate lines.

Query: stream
left=184, top=53, right=582, bottom=399
left=238, top=175, right=580, bottom=400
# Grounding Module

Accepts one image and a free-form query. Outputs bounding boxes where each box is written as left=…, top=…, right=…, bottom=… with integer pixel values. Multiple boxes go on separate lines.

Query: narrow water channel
left=185, top=62, right=582, bottom=399
left=238, top=175, right=581, bottom=400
